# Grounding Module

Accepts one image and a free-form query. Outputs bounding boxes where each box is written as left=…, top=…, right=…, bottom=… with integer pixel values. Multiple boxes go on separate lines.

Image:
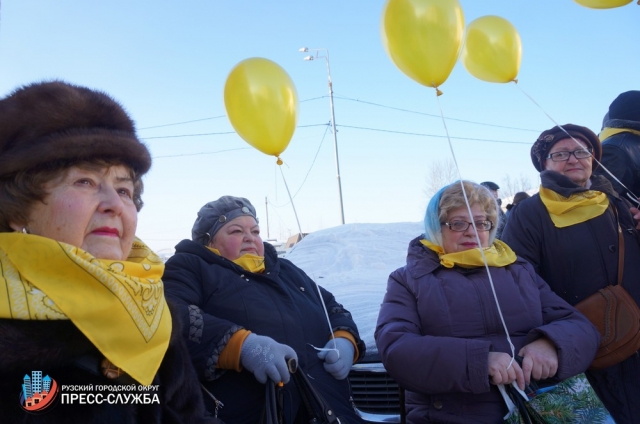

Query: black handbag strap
left=287, top=359, right=339, bottom=424
left=263, top=359, right=338, bottom=424
left=610, top=204, right=625, bottom=286
left=264, top=381, right=282, bottom=424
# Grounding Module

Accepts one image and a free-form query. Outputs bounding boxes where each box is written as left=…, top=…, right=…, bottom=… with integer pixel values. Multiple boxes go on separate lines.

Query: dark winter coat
left=0, top=301, right=217, bottom=424
left=501, top=170, right=640, bottom=424
left=163, top=240, right=365, bottom=424
left=593, top=120, right=640, bottom=201
left=375, top=236, right=599, bottom=424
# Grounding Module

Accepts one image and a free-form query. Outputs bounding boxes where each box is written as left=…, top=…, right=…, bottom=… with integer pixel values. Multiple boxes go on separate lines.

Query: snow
left=285, top=222, right=423, bottom=356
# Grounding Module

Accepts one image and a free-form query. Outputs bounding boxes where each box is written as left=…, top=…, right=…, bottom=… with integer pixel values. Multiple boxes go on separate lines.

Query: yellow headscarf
left=539, top=186, right=609, bottom=228
left=206, top=246, right=266, bottom=273
left=0, top=233, right=171, bottom=386
left=421, top=239, right=516, bottom=269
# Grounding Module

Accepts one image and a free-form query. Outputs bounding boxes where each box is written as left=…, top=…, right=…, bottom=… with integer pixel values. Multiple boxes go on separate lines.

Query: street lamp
left=299, top=47, right=345, bottom=225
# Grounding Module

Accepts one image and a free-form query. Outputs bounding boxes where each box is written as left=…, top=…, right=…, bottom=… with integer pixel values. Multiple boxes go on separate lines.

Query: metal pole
left=324, top=51, right=346, bottom=225
left=265, top=196, right=270, bottom=239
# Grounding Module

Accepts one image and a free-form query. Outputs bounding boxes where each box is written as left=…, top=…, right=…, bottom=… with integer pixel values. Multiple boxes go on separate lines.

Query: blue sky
left=1, top=1, right=638, bottom=253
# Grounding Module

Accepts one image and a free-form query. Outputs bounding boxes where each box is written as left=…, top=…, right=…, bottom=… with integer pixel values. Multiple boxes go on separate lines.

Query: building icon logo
left=19, top=371, right=58, bottom=412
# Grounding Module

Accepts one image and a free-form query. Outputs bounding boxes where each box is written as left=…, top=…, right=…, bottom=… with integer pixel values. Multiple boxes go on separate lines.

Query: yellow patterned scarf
left=421, top=239, right=516, bottom=269
left=539, top=186, right=609, bottom=228
left=0, top=233, right=171, bottom=386
left=599, top=127, right=640, bottom=141
left=206, top=247, right=266, bottom=273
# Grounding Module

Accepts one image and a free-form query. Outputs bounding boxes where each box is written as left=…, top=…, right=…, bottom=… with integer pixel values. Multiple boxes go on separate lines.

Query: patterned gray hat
left=191, top=196, right=258, bottom=245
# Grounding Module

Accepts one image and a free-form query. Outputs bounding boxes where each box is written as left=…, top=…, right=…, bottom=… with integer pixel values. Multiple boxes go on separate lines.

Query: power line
left=141, top=124, right=328, bottom=141
left=143, top=131, right=236, bottom=140
left=336, top=124, right=530, bottom=145
left=332, top=94, right=541, bottom=133
left=270, top=124, right=331, bottom=208
left=153, top=147, right=251, bottom=159
left=138, top=115, right=227, bottom=130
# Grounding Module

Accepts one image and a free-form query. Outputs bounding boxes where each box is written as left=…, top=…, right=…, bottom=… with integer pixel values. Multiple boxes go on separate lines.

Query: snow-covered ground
left=285, top=222, right=423, bottom=357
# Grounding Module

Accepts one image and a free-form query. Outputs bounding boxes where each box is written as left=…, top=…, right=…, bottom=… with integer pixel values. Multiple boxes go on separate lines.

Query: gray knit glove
left=317, top=337, right=355, bottom=380
left=240, top=334, right=298, bottom=384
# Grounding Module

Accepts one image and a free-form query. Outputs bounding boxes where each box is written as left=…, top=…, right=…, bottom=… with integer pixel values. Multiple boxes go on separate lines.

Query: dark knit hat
left=192, top=196, right=258, bottom=245
left=480, top=181, right=500, bottom=191
left=608, top=90, right=640, bottom=122
left=512, top=191, right=530, bottom=205
left=0, top=80, right=151, bottom=178
left=530, top=124, right=601, bottom=172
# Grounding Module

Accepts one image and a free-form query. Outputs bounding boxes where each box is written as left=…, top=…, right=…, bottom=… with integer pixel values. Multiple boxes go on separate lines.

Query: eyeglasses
left=442, top=220, right=494, bottom=232
left=545, top=148, right=592, bottom=162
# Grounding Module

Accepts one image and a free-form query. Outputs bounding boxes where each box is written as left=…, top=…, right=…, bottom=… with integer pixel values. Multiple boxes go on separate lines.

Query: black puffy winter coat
left=501, top=170, right=640, bottom=424
left=594, top=122, right=640, bottom=201
left=163, top=240, right=365, bottom=424
left=0, top=301, right=217, bottom=424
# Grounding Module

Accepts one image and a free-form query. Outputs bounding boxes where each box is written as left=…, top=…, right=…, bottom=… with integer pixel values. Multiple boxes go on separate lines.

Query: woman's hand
left=240, top=334, right=298, bottom=384
left=317, top=338, right=354, bottom=380
left=488, top=352, right=524, bottom=390
left=630, top=206, right=640, bottom=230
left=518, top=337, right=558, bottom=384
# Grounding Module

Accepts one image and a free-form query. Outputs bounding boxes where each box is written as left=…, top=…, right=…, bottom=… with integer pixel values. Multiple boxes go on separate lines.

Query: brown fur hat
left=0, top=80, right=151, bottom=178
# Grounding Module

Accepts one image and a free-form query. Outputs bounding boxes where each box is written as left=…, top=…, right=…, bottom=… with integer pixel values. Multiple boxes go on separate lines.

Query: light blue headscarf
left=423, top=184, right=450, bottom=248
left=423, top=180, right=498, bottom=248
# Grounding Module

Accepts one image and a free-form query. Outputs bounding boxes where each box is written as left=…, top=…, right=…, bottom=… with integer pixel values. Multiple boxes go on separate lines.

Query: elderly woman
left=375, top=181, right=599, bottom=423
left=163, top=196, right=365, bottom=424
left=501, top=124, right=640, bottom=423
left=0, top=81, right=215, bottom=423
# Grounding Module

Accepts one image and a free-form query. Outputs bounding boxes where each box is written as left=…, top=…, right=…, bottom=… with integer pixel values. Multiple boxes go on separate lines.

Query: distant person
left=375, top=180, right=599, bottom=423
left=505, top=191, right=531, bottom=217
left=163, top=196, right=365, bottom=424
left=595, top=91, right=640, bottom=224
left=480, top=181, right=506, bottom=238
left=501, top=123, right=640, bottom=423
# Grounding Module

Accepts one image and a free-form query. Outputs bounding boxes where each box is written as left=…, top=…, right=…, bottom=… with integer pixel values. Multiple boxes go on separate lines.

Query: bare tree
left=424, top=158, right=458, bottom=199
left=501, top=174, right=533, bottom=199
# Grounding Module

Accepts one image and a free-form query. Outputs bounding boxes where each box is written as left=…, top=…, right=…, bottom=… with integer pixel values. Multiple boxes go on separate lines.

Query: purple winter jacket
left=374, top=237, right=600, bottom=424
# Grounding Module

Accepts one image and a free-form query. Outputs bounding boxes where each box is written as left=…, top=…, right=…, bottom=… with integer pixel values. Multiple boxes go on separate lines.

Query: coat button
left=608, top=245, right=616, bottom=252
left=433, top=401, right=443, bottom=410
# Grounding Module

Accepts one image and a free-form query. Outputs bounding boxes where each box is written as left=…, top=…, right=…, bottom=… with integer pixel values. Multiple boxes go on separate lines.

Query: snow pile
left=286, top=222, right=423, bottom=355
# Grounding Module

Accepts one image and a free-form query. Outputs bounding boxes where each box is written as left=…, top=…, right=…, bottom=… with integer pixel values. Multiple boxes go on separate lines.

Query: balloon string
left=434, top=92, right=517, bottom=365
left=307, top=278, right=340, bottom=358
left=513, top=83, right=640, bottom=201
left=277, top=165, right=303, bottom=236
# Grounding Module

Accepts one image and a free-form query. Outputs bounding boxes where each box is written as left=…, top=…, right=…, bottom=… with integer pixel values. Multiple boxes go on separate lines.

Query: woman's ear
left=8, top=221, right=24, bottom=232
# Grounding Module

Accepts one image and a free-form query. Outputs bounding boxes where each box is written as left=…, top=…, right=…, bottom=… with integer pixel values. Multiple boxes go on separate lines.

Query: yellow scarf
left=599, top=127, right=640, bottom=141
left=206, top=247, right=266, bottom=273
left=539, top=186, right=609, bottom=228
left=420, top=239, right=516, bottom=269
left=0, top=233, right=171, bottom=386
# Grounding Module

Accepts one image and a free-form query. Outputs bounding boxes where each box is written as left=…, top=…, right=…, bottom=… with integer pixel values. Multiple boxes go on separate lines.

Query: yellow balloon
left=462, top=16, right=522, bottom=84
left=573, top=0, right=632, bottom=8
left=381, top=0, right=464, bottom=92
left=224, top=58, right=298, bottom=159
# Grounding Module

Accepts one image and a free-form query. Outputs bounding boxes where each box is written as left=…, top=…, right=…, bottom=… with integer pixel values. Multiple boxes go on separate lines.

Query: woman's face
left=543, top=138, right=593, bottom=187
left=209, top=215, right=264, bottom=260
left=15, top=165, right=138, bottom=260
left=441, top=204, right=491, bottom=254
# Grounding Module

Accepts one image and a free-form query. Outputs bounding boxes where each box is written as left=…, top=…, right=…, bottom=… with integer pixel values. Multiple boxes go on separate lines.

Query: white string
left=514, top=83, right=640, bottom=203
left=434, top=93, right=517, bottom=368
left=308, top=281, right=339, bottom=357
left=277, top=162, right=338, bottom=357
left=277, top=164, right=303, bottom=236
